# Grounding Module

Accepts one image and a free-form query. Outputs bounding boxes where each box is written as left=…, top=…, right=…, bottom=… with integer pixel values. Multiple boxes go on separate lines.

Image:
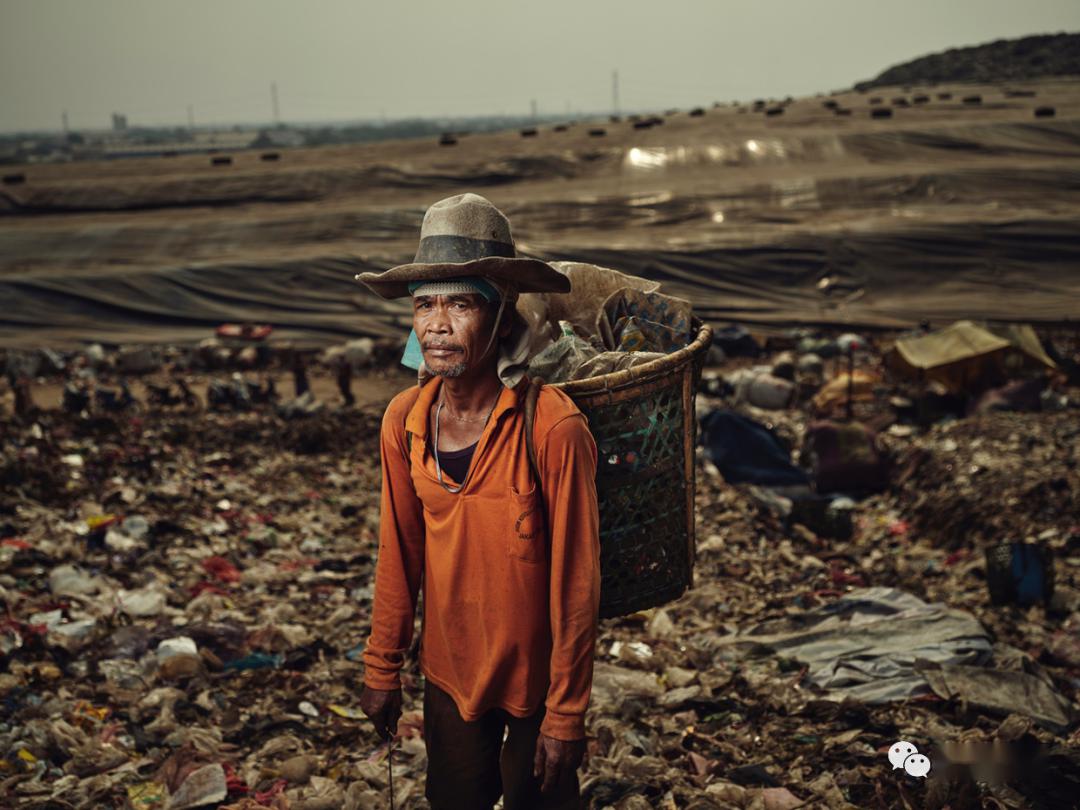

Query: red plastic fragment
left=202, top=556, right=242, bottom=583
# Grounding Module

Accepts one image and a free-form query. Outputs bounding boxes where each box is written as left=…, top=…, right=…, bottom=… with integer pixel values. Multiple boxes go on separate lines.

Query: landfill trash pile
left=1, top=393, right=401, bottom=808
left=891, top=410, right=1079, bottom=552
left=1, top=321, right=1078, bottom=809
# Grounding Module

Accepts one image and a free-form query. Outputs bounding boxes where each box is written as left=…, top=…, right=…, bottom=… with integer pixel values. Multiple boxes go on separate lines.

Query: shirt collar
left=404, top=375, right=528, bottom=440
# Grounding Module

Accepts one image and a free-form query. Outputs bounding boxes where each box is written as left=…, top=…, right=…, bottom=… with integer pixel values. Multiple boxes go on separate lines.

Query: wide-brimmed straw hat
left=354, top=193, right=570, bottom=299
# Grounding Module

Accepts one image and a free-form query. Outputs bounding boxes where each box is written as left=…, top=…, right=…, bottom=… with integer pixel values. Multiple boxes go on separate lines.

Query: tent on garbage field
left=885, top=320, right=1056, bottom=394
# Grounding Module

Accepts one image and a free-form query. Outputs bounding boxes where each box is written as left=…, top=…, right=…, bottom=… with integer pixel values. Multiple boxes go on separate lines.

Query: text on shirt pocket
left=507, top=482, right=546, bottom=563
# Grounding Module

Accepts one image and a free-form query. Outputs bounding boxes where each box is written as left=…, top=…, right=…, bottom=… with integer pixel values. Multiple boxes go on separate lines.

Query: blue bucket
left=985, top=542, right=1054, bottom=606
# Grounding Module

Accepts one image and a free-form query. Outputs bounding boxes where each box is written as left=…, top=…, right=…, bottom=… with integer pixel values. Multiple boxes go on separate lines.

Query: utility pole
left=612, top=69, right=620, bottom=117
left=271, top=81, right=280, bottom=126
left=187, top=104, right=194, bottom=130
left=61, top=110, right=69, bottom=134
left=530, top=99, right=537, bottom=122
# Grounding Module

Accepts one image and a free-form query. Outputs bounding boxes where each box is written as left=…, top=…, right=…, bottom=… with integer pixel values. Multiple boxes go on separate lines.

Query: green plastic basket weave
left=552, top=319, right=713, bottom=618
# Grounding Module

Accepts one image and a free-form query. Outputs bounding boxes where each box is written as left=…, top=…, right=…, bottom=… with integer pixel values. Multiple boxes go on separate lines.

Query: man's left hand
left=533, top=733, right=586, bottom=794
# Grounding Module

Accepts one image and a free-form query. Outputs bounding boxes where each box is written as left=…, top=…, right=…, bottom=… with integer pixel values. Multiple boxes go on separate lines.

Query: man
left=354, top=193, right=601, bottom=810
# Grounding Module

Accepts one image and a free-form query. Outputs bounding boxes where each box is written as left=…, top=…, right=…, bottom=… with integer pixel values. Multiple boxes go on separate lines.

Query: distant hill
left=855, top=32, right=1080, bottom=89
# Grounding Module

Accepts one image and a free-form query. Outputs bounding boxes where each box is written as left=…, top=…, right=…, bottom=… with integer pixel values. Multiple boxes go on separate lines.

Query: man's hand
left=359, top=685, right=402, bottom=741
left=533, top=733, right=586, bottom=795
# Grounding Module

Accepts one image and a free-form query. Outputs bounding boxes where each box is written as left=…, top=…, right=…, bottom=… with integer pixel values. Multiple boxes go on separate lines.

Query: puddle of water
left=628, top=191, right=674, bottom=206
left=773, top=178, right=820, bottom=209
left=622, top=136, right=845, bottom=170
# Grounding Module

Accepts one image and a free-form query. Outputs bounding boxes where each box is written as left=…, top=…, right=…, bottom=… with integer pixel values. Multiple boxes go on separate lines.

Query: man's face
left=412, top=293, right=498, bottom=379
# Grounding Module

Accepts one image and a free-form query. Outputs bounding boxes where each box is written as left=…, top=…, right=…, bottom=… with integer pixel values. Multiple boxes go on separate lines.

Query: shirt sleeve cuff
left=363, top=667, right=402, bottom=691
left=539, top=708, right=586, bottom=741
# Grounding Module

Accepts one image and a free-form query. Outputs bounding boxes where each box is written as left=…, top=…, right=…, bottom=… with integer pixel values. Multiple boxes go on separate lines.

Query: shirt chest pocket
left=507, top=483, right=546, bottom=564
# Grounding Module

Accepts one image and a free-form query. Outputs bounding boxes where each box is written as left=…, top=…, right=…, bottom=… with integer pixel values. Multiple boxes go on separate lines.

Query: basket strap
left=523, top=376, right=543, bottom=501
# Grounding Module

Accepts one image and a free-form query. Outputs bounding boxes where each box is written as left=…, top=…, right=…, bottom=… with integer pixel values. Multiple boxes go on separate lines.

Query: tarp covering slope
left=4, top=89, right=1080, bottom=348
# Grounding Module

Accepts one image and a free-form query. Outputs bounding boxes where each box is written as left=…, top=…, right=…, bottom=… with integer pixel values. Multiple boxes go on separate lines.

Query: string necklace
left=439, top=403, right=494, bottom=422
left=433, top=389, right=498, bottom=493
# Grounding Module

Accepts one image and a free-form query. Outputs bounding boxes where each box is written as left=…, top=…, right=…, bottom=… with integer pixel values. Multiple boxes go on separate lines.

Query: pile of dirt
left=894, top=411, right=1080, bottom=550
left=856, top=33, right=1080, bottom=89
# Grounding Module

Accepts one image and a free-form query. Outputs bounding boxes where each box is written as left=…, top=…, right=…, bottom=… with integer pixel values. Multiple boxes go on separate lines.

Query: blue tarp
left=699, top=409, right=809, bottom=486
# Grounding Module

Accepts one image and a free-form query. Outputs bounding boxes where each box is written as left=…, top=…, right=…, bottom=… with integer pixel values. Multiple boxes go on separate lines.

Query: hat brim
left=355, top=256, right=571, bottom=299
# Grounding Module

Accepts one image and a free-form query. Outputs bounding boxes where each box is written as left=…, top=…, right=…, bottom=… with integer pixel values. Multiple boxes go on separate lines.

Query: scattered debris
left=0, top=319, right=1077, bottom=808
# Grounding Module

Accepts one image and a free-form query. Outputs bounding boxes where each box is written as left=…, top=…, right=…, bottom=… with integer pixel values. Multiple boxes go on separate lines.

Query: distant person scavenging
left=354, top=193, right=600, bottom=810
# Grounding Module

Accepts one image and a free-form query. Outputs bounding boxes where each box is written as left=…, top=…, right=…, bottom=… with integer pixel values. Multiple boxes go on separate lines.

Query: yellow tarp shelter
left=988, top=323, right=1058, bottom=371
left=886, top=320, right=1055, bottom=394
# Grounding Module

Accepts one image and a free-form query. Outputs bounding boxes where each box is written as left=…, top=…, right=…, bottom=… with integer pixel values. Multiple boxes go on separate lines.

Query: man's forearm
left=539, top=414, right=601, bottom=741
left=362, top=416, right=425, bottom=688
left=362, top=564, right=420, bottom=689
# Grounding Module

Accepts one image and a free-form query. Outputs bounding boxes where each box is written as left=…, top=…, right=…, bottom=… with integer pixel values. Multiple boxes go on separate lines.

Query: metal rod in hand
left=387, top=730, right=395, bottom=810
left=845, top=344, right=854, bottom=421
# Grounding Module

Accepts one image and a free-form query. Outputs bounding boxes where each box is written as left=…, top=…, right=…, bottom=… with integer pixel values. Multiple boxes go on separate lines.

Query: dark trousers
left=423, top=679, right=582, bottom=810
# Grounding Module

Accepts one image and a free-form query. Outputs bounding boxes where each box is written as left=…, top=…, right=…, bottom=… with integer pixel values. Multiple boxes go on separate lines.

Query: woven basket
left=550, top=319, right=713, bottom=618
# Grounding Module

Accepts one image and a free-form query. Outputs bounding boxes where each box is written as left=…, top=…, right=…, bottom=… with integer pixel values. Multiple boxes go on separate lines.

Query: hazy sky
left=2, top=0, right=1078, bottom=133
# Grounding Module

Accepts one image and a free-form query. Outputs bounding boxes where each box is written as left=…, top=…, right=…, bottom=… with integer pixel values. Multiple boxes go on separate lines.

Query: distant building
left=111, top=113, right=128, bottom=131
left=101, top=129, right=260, bottom=159
left=251, top=128, right=306, bottom=149
left=265, top=129, right=305, bottom=148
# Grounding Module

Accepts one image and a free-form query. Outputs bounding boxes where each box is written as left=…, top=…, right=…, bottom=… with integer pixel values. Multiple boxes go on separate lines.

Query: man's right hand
left=359, top=685, right=402, bottom=740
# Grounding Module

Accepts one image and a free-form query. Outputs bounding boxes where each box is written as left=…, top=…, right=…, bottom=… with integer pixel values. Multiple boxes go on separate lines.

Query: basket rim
left=550, top=320, right=713, bottom=396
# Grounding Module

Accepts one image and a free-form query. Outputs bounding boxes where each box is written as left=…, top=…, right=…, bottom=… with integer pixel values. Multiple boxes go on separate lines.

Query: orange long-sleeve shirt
left=362, top=374, right=601, bottom=741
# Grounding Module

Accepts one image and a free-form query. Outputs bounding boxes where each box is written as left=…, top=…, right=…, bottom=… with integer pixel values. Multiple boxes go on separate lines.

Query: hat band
left=414, top=234, right=516, bottom=264
left=409, top=277, right=500, bottom=302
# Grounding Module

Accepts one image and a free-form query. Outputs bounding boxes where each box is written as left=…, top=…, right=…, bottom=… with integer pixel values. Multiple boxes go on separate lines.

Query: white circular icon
left=904, top=753, right=931, bottom=778
left=888, top=740, right=919, bottom=770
